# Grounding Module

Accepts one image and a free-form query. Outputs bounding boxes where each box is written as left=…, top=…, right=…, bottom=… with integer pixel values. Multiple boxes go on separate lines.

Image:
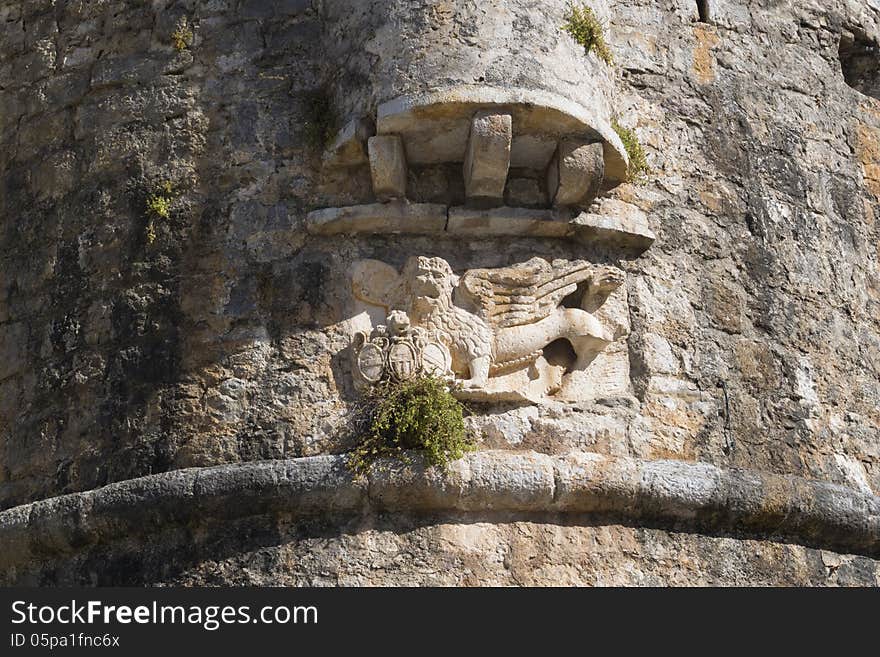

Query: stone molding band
left=305, top=203, right=655, bottom=253
left=1, top=451, right=878, bottom=574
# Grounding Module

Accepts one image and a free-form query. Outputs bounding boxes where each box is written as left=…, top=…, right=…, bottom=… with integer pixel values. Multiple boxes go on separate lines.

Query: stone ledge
left=0, top=451, right=877, bottom=576
left=305, top=202, right=447, bottom=235
left=447, top=206, right=572, bottom=238
left=306, top=204, right=655, bottom=253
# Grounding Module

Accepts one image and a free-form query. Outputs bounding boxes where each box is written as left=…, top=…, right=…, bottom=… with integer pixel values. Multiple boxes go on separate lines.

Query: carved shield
left=388, top=341, right=418, bottom=382
left=356, top=342, right=386, bottom=383
left=421, top=341, right=451, bottom=377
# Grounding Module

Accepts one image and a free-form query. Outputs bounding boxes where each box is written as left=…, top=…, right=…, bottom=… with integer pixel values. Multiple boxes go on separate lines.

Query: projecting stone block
left=571, top=206, right=655, bottom=254
left=547, top=139, right=605, bottom=208
left=463, top=110, right=512, bottom=200
left=368, top=134, right=407, bottom=200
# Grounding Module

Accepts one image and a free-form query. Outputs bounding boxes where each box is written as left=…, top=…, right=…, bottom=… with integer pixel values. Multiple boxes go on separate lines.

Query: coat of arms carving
left=352, top=310, right=452, bottom=385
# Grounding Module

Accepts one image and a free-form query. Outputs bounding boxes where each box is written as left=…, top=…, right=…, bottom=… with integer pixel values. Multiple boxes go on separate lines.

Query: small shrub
left=612, top=119, right=649, bottom=182
left=562, top=3, right=613, bottom=65
left=303, top=91, right=336, bottom=150
left=348, top=377, right=475, bottom=477
left=145, top=181, right=176, bottom=245
left=171, top=20, right=193, bottom=52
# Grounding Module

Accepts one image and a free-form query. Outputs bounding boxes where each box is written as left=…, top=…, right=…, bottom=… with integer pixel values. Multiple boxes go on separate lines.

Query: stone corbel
left=368, top=134, right=407, bottom=201
left=547, top=139, right=605, bottom=208
left=463, top=110, right=512, bottom=202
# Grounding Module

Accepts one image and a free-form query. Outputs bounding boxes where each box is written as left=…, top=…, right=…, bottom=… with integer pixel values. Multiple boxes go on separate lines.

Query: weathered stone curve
left=376, top=85, right=629, bottom=184
left=1, top=450, right=877, bottom=580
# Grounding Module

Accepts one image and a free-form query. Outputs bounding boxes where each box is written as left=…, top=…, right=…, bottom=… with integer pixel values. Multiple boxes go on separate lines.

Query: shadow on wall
left=839, top=28, right=880, bottom=99
left=17, top=509, right=880, bottom=586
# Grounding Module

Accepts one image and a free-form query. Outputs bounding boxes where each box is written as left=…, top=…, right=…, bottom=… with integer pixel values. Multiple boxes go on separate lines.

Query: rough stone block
left=0, top=321, right=26, bottom=381
left=91, top=54, right=161, bottom=89
left=505, top=177, right=546, bottom=207
left=463, top=110, right=511, bottom=200
left=547, top=139, right=605, bottom=207
left=240, top=0, right=275, bottom=19
left=323, top=116, right=374, bottom=167
left=368, top=451, right=556, bottom=512
left=368, top=134, right=407, bottom=200
left=571, top=210, right=655, bottom=253
left=275, top=0, right=313, bottom=15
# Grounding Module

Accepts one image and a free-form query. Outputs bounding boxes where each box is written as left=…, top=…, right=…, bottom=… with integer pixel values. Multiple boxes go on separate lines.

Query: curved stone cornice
left=376, top=85, right=629, bottom=185
left=1, top=451, right=878, bottom=578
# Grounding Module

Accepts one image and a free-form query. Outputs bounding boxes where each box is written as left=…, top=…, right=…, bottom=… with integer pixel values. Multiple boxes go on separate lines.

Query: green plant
left=347, top=377, right=475, bottom=477
left=145, top=180, right=176, bottom=245
left=612, top=119, right=649, bottom=182
left=562, top=3, right=613, bottom=65
left=171, top=20, right=193, bottom=52
left=303, top=91, right=336, bottom=150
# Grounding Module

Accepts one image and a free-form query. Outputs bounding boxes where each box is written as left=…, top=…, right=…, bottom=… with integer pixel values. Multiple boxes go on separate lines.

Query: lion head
left=402, top=256, right=455, bottom=302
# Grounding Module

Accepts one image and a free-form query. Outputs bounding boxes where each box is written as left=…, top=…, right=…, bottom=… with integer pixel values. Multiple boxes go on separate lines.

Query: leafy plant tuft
left=612, top=119, right=649, bottom=182
left=348, top=377, right=475, bottom=477
left=145, top=180, right=176, bottom=245
left=562, top=3, right=613, bottom=65
left=172, top=20, right=193, bottom=52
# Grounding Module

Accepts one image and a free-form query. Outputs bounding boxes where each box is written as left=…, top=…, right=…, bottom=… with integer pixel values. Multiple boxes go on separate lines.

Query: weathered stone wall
left=611, top=0, right=880, bottom=492
left=1, top=0, right=879, bottom=584
left=18, top=516, right=880, bottom=586
left=1, top=0, right=328, bottom=508
left=1, top=452, right=877, bottom=585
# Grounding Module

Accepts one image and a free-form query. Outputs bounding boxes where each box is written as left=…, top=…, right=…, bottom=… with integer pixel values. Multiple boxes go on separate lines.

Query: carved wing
left=455, top=258, right=598, bottom=329
left=351, top=259, right=405, bottom=310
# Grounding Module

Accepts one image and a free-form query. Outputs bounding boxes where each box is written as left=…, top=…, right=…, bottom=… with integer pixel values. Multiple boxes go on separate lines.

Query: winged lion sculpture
left=351, top=255, right=624, bottom=401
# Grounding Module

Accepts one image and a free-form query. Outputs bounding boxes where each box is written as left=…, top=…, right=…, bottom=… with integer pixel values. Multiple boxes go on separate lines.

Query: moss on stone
left=348, top=377, right=475, bottom=477
left=171, top=21, right=193, bottom=52
left=562, top=3, right=613, bottom=65
left=612, top=119, right=649, bottom=182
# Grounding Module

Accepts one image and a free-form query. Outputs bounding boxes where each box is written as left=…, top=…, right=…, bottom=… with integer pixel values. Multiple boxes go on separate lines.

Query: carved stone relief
left=309, top=97, right=654, bottom=252
left=351, top=256, right=624, bottom=403
left=318, top=84, right=647, bottom=404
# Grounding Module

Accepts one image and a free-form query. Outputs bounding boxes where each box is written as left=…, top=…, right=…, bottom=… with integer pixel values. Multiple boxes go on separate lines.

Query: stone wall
left=15, top=516, right=880, bottom=586
left=1, top=0, right=879, bottom=585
